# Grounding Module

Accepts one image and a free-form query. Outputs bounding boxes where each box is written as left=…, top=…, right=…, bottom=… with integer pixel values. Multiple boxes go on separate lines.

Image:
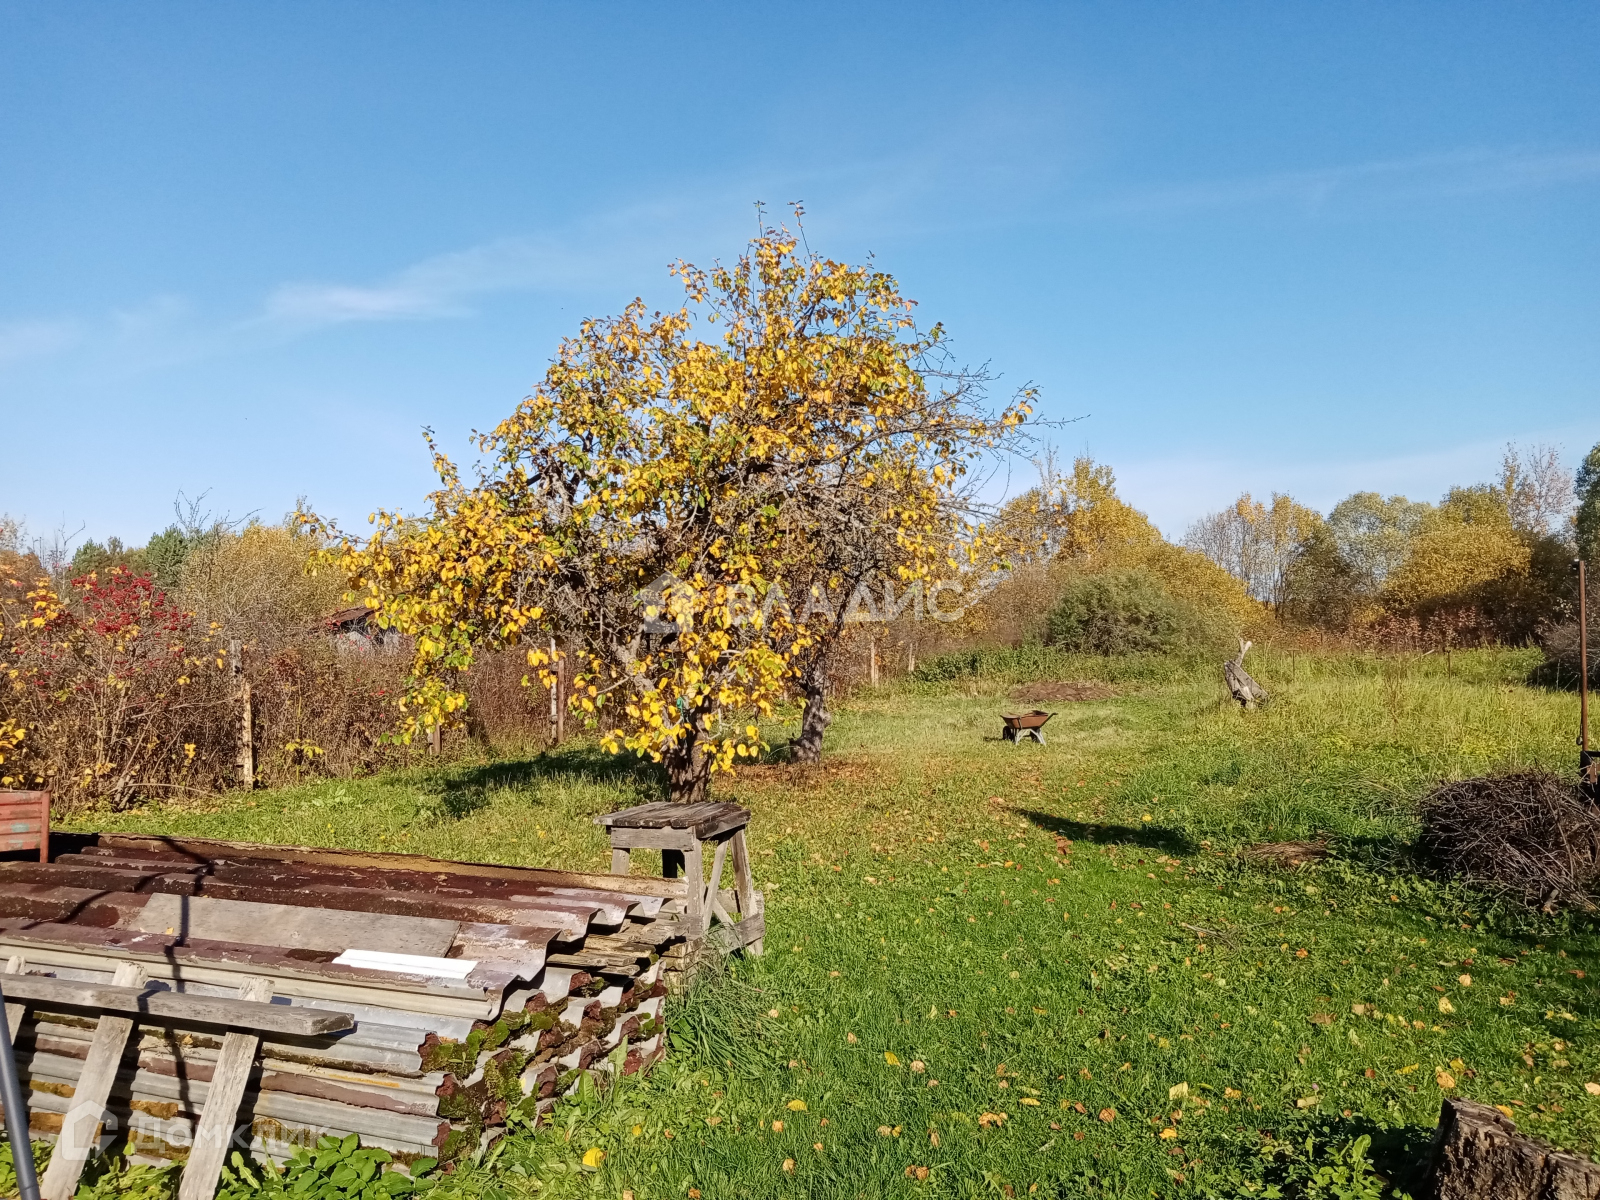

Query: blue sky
left=1, top=2, right=1596, bottom=546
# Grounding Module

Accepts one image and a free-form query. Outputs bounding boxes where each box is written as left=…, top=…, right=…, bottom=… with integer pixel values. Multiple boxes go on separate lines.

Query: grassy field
left=63, top=647, right=1600, bottom=1199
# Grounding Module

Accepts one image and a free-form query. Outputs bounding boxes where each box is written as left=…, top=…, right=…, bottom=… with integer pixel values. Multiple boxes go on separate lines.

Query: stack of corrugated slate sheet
left=0, top=833, right=689, bottom=1166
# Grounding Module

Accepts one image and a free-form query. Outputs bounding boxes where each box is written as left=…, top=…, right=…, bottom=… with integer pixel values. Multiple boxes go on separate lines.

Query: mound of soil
left=1419, top=771, right=1600, bottom=911
left=1008, top=681, right=1117, bottom=703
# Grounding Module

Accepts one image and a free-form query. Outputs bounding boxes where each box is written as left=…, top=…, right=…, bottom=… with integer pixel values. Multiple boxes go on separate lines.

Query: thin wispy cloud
left=1098, top=146, right=1600, bottom=218
left=256, top=238, right=577, bottom=329
left=248, top=197, right=768, bottom=337
left=0, top=318, right=78, bottom=365
left=7, top=139, right=1598, bottom=378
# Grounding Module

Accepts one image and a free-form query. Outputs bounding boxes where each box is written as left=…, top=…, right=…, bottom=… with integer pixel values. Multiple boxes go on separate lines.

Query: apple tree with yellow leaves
left=313, top=220, right=1034, bottom=801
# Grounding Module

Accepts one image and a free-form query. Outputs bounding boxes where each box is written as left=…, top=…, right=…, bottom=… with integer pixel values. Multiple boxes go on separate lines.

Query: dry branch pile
left=1240, top=840, right=1329, bottom=868
left=1419, top=771, right=1600, bottom=910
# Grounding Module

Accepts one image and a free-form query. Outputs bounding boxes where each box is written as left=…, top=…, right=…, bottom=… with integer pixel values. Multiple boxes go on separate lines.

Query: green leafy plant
left=216, top=1136, right=437, bottom=1200
left=1264, top=1133, right=1413, bottom=1200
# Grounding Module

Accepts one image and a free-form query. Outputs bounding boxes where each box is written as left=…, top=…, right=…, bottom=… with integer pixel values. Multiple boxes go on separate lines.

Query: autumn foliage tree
left=315, top=222, right=1033, bottom=801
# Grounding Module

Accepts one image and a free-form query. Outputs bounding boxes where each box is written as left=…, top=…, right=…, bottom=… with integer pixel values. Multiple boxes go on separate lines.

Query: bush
left=1044, top=570, right=1188, bottom=655
left=0, top=521, right=435, bottom=809
left=0, top=567, right=236, bottom=806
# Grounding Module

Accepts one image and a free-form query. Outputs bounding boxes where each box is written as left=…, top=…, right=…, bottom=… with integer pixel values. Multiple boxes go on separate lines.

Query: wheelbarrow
left=1001, top=710, right=1055, bottom=745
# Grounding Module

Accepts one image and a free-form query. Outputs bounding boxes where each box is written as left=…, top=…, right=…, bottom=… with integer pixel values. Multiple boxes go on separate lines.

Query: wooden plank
left=730, top=829, right=762, bottom=956
left=692, top=808, right=752, bottom=840
left=54, top=853, right=670, bottom=920
left=0, top=975, right=354, bottom=1035
left=3, top=953, right=24, bottom=1044
left=90, top=834, right=692, bottom=899
left=705, top=913, right=766, bottom=955
left=178, top=976, right=271, bottom=1200
left=605, top=826, right=697, bottom=852
left=0, top=863, right=602, bottom=938
left=594, top=802, right=675, bottom=828
left=610, top=848, right=631, bottom=875
left=680, top=843, right=704, bottom=939
left=40, top=962, right=145, bottom=1200
left=0, top=923, right=518, bottom=1017
left=703, top=837, right=730, bottom=924
left=126, top=893, right=462, bottom=957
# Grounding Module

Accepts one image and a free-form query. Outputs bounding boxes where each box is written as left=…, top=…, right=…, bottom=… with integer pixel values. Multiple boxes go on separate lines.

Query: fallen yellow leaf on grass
left=1459, top=974, right=1472, bottom=986
left=1496, top=1105, right=1516, bottom=1118
left=1020, top=1098, right=1041, bottom=1106
left=1168, top=1083, right=1190, bottom=1102
left=771, top=1120, right=784, bottom=1132
left=581, top=1147, right=605, bottom=1168
left=787, top=1099, right=807, bottom=1111
left=1296, top=1097, right=1319, bottom=1109
left=1438, top=998, right=1455, bottom=1014
left=1397, top=1064, right=1419, bottom=1075
left=1436, top=1070, right=1456, bottom=1089
left=782, top=1158, right=795, bottom=1174
left=1160, top=1128, right=1178, bottom=1140
left=885, top=1051, right=902, bottom=1066
left=1099, top=1108, right=1117, bottom=1123
left=1586, top=1083, right=1600, bottom=1096
left=1224, top=1087, right=1242, bottom=1099
left=978, top=1112, right=1007, bottom=1128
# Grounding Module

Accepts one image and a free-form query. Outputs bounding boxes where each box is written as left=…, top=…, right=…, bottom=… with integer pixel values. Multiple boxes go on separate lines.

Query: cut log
left=1224, top=638, right=1268, bottom=709
left=1425, top=1097, right=1600, bottom=1199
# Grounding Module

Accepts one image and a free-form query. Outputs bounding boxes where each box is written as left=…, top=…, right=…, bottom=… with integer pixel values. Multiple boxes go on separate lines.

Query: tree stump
left=1425, top=1098, right=1600, bottom=1199
left=1224, top=638, right=1268, bottom=709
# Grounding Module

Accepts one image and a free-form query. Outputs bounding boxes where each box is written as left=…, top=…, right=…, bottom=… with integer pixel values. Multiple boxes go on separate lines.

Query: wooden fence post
left=230, top=640, right=253, bottom=789
left=554, top=644, right=566, bottom=745
left=869, top=636, right=879, bottom=687
left=548, top=638, right=560, bottom=746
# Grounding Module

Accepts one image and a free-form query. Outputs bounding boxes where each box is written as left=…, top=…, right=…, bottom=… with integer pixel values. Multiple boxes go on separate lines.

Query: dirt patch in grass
left=1007, top=680, right=1118, bottom=703
left=1241, top=840, right=1330, bottom=867
left=737, top=756, right=881, bottom=789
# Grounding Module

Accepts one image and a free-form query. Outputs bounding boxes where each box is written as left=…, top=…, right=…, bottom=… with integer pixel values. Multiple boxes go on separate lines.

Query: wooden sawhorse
left=597, top=802, right=763, bottom=955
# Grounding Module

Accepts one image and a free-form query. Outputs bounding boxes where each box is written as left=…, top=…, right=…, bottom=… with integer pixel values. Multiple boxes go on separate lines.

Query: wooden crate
left=0, top=791, right=48, bottom=860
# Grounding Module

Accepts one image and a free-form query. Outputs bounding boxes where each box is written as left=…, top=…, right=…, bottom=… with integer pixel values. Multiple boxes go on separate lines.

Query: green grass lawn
left=64, top=647, right=1600, bottom=1199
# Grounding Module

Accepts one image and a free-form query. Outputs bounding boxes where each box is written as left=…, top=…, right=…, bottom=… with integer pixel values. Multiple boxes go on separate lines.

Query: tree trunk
left=1426, top=1098, right=1600, bottom=1199
left=791, top=671, right=832, bottom=765
left=663, top=735, right=710, bottom=804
